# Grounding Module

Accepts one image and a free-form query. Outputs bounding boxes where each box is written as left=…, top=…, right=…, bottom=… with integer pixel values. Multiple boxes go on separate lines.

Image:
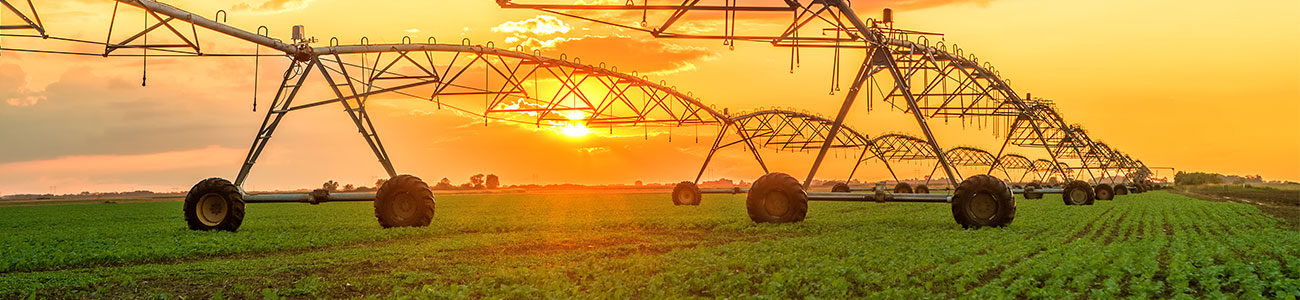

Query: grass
left=1, top=190, right=1298, bottom=299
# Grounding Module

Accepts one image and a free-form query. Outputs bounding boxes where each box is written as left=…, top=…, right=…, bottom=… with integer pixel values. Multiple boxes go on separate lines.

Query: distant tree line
left=322, top=174, right=500, bottom=192
left=1175, top=171, right=1263, bottom=186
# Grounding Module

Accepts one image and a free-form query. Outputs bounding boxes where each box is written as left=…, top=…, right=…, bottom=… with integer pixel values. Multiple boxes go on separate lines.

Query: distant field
left=1, top=191, right=1298, bottom=298
left=1177, top=184, right=1300, bottom=230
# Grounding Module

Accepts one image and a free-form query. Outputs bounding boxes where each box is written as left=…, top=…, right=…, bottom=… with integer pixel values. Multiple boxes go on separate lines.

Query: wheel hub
left=197, top=193, right=228, bottom=226
left=969, top=193, right=998, bottom=221
left=1069, top=189, right=1088, bottom=204
left=676, top=191, right=695, bottom=204
left=764, top=191, right=790, bottom=216
left=392, top=193, right=416, bottom=221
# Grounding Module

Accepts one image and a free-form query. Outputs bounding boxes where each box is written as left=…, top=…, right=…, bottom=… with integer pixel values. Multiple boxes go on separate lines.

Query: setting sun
left=559, top=123, right=591, bottom=138
left=557, top=111, right=591, bottom=138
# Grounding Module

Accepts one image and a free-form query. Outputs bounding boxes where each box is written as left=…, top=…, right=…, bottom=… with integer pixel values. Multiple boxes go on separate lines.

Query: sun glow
left=559, top=123, right=591, bottom=137
left=557, top=111, right=591, bottom=138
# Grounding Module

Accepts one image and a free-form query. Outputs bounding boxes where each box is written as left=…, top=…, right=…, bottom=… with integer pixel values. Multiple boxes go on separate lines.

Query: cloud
left=0, top=145, right=245, bottom=194
left=525, top=1, right=992, bottom=37
left=539, top=35, right=714, bottom=74
left=0, top=64, right=46, bottom=107
left=232, top=0, right=313, bottom=13
left=493, top=15, right=572, bottom=35
left=494, top=16, right=578, bottom=49
left=492, top=15, right=713, bottom=73
left=0, top=68, right=255, bottom=164
left=0, top=145, right=241, bottom=175
left=577, top=146, right=611, bottom=154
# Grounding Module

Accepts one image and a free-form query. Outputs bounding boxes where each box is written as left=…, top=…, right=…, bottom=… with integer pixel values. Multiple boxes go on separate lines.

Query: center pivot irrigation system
left=1, top=0, right=1158, bottom=232
left=496, top=0, right=1161, bottom=227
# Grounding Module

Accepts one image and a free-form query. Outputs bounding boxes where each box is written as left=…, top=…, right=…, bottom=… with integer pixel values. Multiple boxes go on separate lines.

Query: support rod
left=119, top=0, right=297, bottom=54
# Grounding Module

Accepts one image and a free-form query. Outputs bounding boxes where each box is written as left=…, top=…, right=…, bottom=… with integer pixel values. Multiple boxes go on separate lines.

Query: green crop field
left=1, top=190, right=1298, bottom=299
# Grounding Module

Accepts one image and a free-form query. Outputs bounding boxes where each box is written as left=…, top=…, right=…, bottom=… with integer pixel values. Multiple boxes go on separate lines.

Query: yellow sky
left=0, top=0, right=1297, bottom=194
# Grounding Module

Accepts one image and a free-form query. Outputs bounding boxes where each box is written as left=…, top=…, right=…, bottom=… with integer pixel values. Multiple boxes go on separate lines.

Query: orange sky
left=1, top=0, right=1297, bottom=194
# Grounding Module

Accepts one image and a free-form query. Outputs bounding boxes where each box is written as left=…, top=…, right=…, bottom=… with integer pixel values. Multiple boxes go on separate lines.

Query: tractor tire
left=746, top=173, right=808, bottom=223
left=915, top=184, right=930, bottom=194
left=831, top=182, right=851, bottom=193
left=1114, top=184, right=1129, bottom=196
left=951, top=175, right=1016, bottom=229
left=1134, top=183, right=1147, bottom=193
left=1062, top=180, right=1095, bottom=206
left=374, top=175, right=435, bottom=228
left=1095, top=184, right=1115, bottom=201
left=184, top=177, right=246, bottom=232
left=894, top=182, right=914, bottom=194
left=1024, top=182, right=1044, bottom=199
left=672, top=181, right=702, bottom=206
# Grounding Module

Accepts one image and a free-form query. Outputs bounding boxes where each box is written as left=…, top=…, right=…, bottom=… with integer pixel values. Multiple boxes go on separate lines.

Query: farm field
left=2, top=190, right=1299, bottom=299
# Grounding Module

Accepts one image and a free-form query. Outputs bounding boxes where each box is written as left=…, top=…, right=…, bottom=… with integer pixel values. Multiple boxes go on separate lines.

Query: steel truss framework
left=992, top=153, right=1038, bottom=184
left=848, top=133, right=937, bottom=184
left=497, top=0, right=1153, bottom=186
left=0, top=0, right=1169, bottom=232
left=0, top=0, right=44, bottom=36
left=1, top=0, right=741, bottom=189
left=692, top=109, right=871, bottom=183
left=1, top=0, right=1154, bottom=191
left=236, top=42, right=742, bottom=185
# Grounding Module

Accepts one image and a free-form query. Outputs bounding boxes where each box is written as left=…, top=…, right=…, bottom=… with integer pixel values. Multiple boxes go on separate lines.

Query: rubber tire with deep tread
left=831, top=182, right=851, bottom=193
left=1114, top=184, right=1129, bottom=196
left=1024, top=182, right=1044, bottom=199
left=894, top=182, right=913, bottom=194
left=184, top=177, right=246, bottom=232
left=672, top=181, right=703, bottom=206
left=915, top=184, right=930, bottom=194
left=374, top=175, right=436, bottom=228
left=951, top=174, right=1016, bottom=229
left=1094, top=183, right=1115, bottom=200
left=1062, top=180, right=1095, bottom=206
left=746, top=173, right=808, bottom=223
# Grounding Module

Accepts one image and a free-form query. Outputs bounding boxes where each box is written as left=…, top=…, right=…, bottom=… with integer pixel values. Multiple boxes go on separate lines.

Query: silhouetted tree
left=470, top=174, right=486, bottom=189
left=435, top=177, right=454, bottom=190
left=375, top=178, right=388, bottom=188
left=343, top=184, right=355, bottom=191
left=486, top=174, right=500, bottom=189
left=1175, top=171, right=1223, bottom=185
left=323, top=180, right=340, bottom=191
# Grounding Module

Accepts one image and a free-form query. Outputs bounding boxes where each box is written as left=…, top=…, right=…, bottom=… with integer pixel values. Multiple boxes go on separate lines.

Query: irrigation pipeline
left=0, top=0, right=1154, bottom=185
left=493, top=0, right=1154, bottom=184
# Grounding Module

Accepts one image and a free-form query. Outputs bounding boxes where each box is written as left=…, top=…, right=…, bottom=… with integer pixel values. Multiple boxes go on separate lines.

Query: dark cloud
left=0, top=64, right=44, bottom=107
left=0, top=68, right=256, bottom=163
